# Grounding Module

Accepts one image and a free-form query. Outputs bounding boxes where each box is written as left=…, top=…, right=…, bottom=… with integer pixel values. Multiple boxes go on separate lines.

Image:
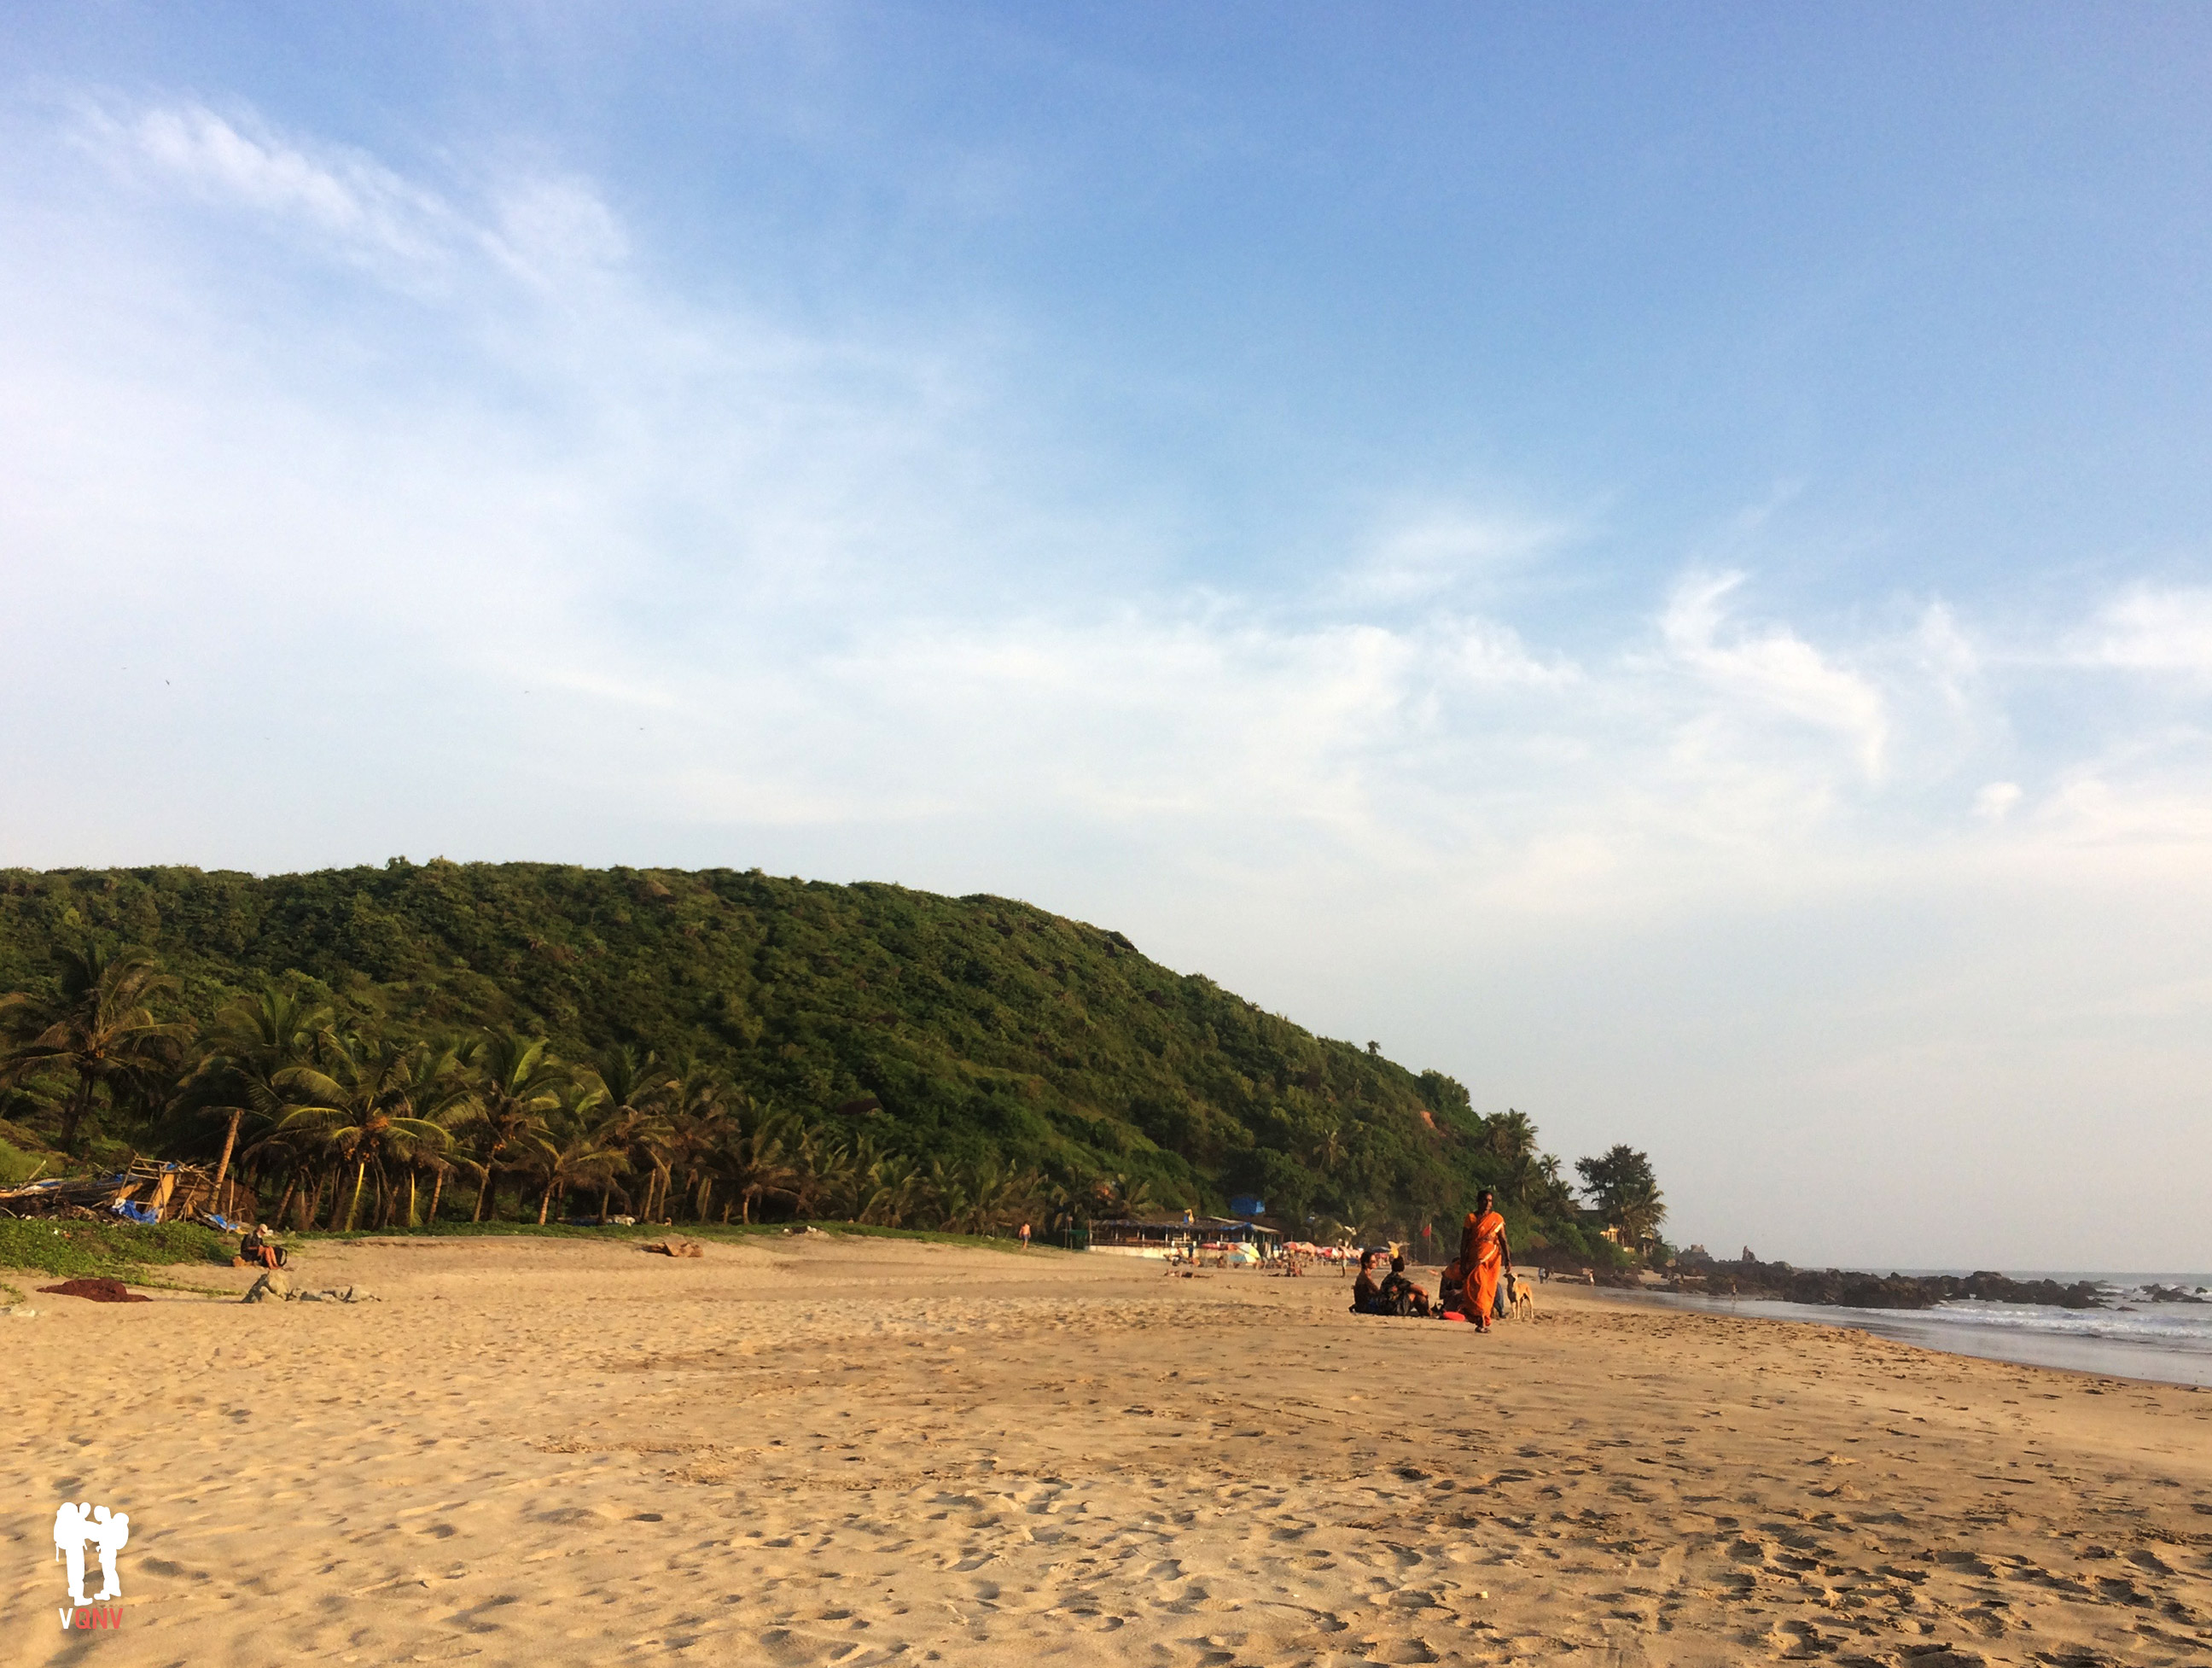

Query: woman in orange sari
left=1459, top=1189, right=1512, bottom=1333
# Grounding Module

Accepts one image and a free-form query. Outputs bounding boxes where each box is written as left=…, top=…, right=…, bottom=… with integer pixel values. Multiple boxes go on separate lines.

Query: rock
left=295, top=1290, right=327, bottom=1302
left=242, top=1271, right=293, bottom=1303
left=7, top=1304, right=38, bottom=1318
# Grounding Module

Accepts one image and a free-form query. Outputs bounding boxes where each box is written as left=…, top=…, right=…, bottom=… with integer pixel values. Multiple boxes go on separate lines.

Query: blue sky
left=3, top=3, right=2209, bottom=1267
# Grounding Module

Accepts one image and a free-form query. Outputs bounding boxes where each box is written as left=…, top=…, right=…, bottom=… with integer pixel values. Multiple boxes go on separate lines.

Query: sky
left=2, top=3, right=2208, bottom=1270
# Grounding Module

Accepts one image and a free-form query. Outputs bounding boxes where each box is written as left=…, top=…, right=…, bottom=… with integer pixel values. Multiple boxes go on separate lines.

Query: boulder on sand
left=242, top=1270, right=293, bottom=1303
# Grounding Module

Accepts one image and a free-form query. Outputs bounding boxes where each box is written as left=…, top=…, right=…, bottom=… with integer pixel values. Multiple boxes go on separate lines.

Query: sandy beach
left=6, top=1235, right=2210, bottom=1667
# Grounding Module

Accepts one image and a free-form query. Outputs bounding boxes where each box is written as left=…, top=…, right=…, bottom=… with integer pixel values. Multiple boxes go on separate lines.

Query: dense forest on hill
left=0, top=861, right=1644, bottom=1256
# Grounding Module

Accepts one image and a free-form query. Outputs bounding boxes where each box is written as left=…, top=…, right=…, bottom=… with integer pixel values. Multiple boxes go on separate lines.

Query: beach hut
left=1087, top=1215, right=1284, bottom=1262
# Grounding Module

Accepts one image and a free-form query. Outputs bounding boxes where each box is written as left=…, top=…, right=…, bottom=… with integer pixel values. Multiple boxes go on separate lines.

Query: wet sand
left=5, top=1234, right=2211, bottom=1665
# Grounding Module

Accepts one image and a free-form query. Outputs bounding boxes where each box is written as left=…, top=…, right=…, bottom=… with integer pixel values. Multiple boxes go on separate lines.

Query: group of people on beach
left=1350, top=1187, right=1514, bottom=1332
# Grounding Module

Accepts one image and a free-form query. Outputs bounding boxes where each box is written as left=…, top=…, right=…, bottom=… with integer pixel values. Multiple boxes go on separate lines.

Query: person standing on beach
left=1461, top=1190, right=1512, bottom=1333
left=1018, top=1222, right=1031, bottom=1250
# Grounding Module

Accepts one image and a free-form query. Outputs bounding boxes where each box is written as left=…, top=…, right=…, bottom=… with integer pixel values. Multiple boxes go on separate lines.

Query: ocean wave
left=1906, top=1299, right=2212, bottom=1353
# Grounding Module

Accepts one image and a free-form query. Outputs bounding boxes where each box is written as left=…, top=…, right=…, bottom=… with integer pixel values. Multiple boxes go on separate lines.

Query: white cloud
left=8, top=88, right=2212, bottom=1268
left=1973, top=780, right=2022, bottom=820
left=1656, top=570, right=1889, bottom=779
left=98, top=102, right=463, bottom=276
left=2069, top=585, right=2212, bottom=679
left=1335, top=509, right=1575, bottom=606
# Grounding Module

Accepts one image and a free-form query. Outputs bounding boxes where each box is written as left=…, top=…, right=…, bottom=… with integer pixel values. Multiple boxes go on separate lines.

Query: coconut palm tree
left=586, top=1047, right=678, bottom=1221
left=851, top=1143, right=924, bottom=1228
left=451, top=1032, right=568, bottom=1222
left=188, top=984, right=334, bottom=1195
left=0, top=946, right=187, bottom=1153
left=1094, top=1172, right=1159, bottom=1220
left=275, top=1033, right=464, bottom=1232
left=658, top=1062, right=733, bottom=1222
left=520, top=1088, right=626, bottom=1225
left=716, top=1111, right=800, bottom=1224
left=782, top=1124, right=857, bottom=1221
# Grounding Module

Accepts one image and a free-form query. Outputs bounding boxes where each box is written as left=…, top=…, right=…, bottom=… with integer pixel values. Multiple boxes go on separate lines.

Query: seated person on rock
left=1378, top=1254, right=1431, bottom=1317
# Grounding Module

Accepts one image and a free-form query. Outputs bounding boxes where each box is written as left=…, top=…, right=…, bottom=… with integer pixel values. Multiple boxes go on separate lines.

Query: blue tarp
left=202, top=1211, right=241, bottom=1232
left=110, top=1200, right=160, bottom=1225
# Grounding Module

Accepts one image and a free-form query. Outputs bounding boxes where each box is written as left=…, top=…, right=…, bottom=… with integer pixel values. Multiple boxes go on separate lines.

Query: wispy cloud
left=2069, top=585, right=2212, bottom=679
left=6, top=79, right=2212, bottom=1269
left=14, top=96, right=2212, bottom=926
left=93, top=101, right=464, bottom=276
left=1654, top=571, right=1890, bottom=779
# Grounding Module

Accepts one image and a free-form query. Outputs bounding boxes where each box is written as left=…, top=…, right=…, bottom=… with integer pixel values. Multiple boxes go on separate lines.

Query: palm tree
left=851, top=1144, right=924, bottom=1228
left=659, top=1062, right=733, bottom=1222
left=586, top=1047, right=678, bottom=1221
left=1486, top=1109, right=1541, bottom=1204
left=520, top=1088, right=626, bottom=1225
left=925, top=1156, right=976, bottom=1233
left=716, top=1111, right=798, bottom=1224
left=275, top=1033, right=464, bottom=1231
left=189, top=984, right=334, bottom=1195
left=0, top=947, right=187, bottom=1153
left=451, top=1032, right=568, bottom=1222
left=783, top=1123, right=854, bottom=1222
left=1095, top=1172, right=1159, bottom=1220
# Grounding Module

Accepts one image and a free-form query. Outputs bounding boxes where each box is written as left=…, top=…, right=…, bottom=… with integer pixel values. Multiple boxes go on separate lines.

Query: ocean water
left=1634, top=1274, right=2212, bottom=1389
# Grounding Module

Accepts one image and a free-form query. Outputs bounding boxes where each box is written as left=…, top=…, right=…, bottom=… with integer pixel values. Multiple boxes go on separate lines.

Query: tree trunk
left=473, top=1163, right=492, bottom=1223
left=344, top=1161, right=367, bottom=1232
left=212, top=1107, right=244, bottom=1192
left=698, top=1178, right=712, bottom=1222
left=407, top=1169, right=419, bottom=1228
left=538, top=1180, right=554, bottom=1226
left=427, top=1168, right=445, bottom=1227
left=61, top=1075, right=97, bottom=1154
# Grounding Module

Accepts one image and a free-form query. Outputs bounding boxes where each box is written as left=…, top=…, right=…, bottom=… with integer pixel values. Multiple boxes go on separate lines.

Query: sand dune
left=6, top=1234, right=2210, bottom=1665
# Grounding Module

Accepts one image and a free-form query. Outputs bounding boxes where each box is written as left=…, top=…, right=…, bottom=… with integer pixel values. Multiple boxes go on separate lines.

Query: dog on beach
left=1504, top=1274, right=1534, bottom=1321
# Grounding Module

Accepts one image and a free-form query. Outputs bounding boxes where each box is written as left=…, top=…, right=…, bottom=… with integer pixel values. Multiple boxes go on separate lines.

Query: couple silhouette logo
left=54, top=1500, right=129, bottom=1609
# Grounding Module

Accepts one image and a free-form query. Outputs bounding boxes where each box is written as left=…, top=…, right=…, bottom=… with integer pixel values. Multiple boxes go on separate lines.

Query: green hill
left=0, top=860, right=1603, bottom=1249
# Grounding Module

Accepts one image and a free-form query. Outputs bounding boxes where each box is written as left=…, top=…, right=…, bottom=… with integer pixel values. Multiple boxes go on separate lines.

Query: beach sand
left=6, top=1235, right=2210, bottom=1665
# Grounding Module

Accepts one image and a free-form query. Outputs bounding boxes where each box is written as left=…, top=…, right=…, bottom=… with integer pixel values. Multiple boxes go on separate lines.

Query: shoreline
left=1590, top=1281, right=2212, bottom=1391
left=8, top=1236, right=2210, bottom=1665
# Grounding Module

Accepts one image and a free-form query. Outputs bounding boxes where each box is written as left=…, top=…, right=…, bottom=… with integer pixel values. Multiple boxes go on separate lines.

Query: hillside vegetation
left=0, top=860, right=1639, bottom=1256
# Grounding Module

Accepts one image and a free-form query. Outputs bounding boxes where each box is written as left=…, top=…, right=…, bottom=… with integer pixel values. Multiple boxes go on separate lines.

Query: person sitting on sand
left=1350, top=1249, right=1388, bottom=1315
left=240, top=1223, right=286, bottom=1270
left=1435, top=1256, right=1468, bottom=1318
left=1379, top=1254, right=1431, bottom=1318
left=1460, top=1189, right=1513, bottom=1333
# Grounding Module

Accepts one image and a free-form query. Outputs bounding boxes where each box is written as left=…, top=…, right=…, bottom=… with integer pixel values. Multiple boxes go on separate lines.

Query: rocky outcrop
left=1678, top=1258, right=2105, bottom=1311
